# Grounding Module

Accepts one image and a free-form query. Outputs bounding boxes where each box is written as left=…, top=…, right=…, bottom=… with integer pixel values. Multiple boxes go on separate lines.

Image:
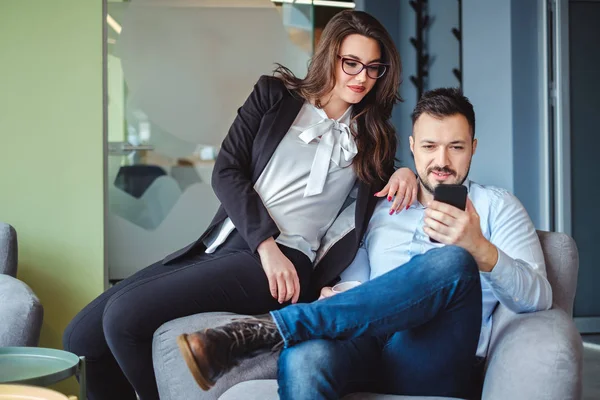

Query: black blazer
left=163, top=75, right=388, bottom=298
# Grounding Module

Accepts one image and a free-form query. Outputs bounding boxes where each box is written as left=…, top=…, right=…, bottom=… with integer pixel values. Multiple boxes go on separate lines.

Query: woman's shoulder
left=255, top=74, right=287, bottom=94
left=253, top=74, right=303, bottom=108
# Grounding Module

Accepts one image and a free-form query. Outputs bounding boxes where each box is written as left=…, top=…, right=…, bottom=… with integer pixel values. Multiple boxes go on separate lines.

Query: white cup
left=331, top=280, right=362, bottom=293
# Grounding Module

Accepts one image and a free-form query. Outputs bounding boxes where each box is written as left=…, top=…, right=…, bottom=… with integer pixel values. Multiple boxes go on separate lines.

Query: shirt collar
left=311, top=103, right=353, bottom=125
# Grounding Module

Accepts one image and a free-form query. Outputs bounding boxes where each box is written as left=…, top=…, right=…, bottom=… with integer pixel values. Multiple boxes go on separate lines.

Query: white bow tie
left=299, top=118, right=358, bottom=197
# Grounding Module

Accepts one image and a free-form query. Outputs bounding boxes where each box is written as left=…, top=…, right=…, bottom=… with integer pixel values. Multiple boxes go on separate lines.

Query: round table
left=0, top=347, right=85, bottom=400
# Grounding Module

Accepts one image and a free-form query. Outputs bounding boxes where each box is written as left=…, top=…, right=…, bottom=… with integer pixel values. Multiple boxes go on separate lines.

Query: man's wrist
left=471, top=238, right=498, bottom=272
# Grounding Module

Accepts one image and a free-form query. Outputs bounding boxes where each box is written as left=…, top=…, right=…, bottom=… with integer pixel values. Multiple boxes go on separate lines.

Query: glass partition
left=105, top=0, right=313, bottom=282
left=105, top=0, right=353, bottom=282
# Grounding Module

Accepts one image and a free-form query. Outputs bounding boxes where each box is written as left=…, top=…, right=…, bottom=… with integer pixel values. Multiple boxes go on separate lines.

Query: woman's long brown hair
left=275, top=10, right=402, bottom=184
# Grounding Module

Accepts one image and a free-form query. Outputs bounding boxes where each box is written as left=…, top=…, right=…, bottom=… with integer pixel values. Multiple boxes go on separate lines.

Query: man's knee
left=445, top=245, right=478, bottom=272
left=278, top=340, right=341, bottom=399
left=279, top=340, right=336, bottom=380
left=278, top=340, right=335, bottom=387
left=429, top=246, right=479, bottom=279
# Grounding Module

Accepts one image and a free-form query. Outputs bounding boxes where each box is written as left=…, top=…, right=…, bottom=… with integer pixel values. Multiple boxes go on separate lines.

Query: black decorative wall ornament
left=409, top=0, right=430, bottom=100
left=452, top=0, right=463, bottom=88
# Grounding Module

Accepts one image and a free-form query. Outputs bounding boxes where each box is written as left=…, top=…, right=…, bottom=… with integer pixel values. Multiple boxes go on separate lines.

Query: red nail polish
left=389, top=209, right=394, bottom=215
left=388, top=196, right=392, bottom=202
left=406, top=205, right=410, bottom=210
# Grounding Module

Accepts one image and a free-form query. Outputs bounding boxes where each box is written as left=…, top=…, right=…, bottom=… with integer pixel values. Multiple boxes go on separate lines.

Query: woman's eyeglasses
left=337, top=55, right=388, bottom=79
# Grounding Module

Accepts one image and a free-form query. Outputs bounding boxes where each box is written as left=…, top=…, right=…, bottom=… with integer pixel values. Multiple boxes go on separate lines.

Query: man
left=176, top=88, right=553, bottom=399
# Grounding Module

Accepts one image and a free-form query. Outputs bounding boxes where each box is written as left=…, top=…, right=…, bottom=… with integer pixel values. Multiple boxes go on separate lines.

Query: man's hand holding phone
left=424, top=197, right=484, bottom=253
left=423, top=185, right=498, bottom=272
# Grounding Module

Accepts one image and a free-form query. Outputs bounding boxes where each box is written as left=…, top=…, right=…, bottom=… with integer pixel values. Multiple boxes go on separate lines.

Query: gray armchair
left=152, top=231, right=583, bottom=400
left=0, top=222, right=43, bottom=347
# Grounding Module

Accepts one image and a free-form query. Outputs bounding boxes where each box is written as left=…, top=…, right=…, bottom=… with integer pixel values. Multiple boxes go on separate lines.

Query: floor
left=582, top=334, right=600, bottom=400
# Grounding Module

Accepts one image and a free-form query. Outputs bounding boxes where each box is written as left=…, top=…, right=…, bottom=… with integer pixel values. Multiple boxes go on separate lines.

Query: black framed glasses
left=337, top=55, right=388, bottom=79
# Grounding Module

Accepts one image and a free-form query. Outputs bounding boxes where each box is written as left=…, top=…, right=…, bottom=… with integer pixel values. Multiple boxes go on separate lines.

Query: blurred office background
left=0, top=0, right=598, bottom=397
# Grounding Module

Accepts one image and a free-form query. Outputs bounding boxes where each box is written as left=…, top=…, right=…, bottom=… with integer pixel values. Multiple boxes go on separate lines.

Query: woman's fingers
left=390, top=182, right=407, bottom=213
left=268, top=275, right=278, bottom=300
left=291, top=273, right=301, bottom=304
left=283, top=272, right=295, bottom=303
left=386, top=180, right=399, bottom=202
left=259, top=247, right=301, bottom=303
left=276, top=274, right=288, bottom=303
left=374, top=182, right=391, bottom=198
left=390, top=182, right=418, bottom=214
left=396, top=186, right=410, bottom=212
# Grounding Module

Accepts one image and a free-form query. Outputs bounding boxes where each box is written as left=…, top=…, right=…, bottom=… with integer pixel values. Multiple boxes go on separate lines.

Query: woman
left=63, top=10, right=416, bottom=400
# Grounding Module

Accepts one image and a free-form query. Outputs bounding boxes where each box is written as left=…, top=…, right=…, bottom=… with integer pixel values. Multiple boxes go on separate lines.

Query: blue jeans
left=270, top=246, right=483, bottom=400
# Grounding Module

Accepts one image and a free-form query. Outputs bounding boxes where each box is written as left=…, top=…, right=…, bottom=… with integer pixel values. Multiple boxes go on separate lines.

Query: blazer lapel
left=354, top=180, right=372, bottom=242
left=252, top=93, right=304, bottom=182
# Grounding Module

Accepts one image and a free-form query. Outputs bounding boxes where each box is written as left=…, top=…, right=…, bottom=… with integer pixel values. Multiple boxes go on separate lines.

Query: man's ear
left=472, top=138, right=478, bottom=156
left=409, top=135, right=415, bottom=155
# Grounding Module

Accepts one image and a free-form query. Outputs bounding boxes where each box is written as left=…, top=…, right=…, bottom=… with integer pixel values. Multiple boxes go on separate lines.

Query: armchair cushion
left=483, top=306, right=582, bottom=400
left=219, top=380, right=455, bottom=400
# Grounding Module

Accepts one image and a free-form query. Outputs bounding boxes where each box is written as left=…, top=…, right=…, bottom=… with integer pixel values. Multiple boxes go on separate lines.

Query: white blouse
left=204, top=101, right=358, bottom=261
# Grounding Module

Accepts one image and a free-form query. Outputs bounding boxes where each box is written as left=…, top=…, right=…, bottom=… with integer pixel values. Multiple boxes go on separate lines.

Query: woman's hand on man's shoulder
left=374, top=167, right=418, bottom=214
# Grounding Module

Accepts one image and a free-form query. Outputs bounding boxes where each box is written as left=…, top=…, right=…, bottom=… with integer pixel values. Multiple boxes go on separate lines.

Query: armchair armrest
left=482, top=307, right=583, bottom=400
left=0, top=274, right=43, bottom=346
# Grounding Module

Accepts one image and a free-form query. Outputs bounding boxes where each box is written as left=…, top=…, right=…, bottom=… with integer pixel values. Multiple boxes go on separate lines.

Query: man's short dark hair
left=411, top=88, right=476, bottom=138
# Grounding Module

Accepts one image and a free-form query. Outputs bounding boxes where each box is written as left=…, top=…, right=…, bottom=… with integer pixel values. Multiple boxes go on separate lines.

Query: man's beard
left=417, top=164, right=471, bottom=195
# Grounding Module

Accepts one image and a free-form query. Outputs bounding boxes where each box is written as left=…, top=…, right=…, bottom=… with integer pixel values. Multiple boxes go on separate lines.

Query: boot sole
left=176, top=333, right=215, bottom=391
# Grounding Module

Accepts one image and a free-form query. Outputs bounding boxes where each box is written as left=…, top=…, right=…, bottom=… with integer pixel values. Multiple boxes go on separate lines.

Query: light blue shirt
left=340, top=180, right=553, bottom=357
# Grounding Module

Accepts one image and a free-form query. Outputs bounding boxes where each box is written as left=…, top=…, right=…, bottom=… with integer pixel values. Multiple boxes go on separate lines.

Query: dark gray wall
left=511, top=0, right=543, bottom=228
left=569, top=0, right=600, bottom=318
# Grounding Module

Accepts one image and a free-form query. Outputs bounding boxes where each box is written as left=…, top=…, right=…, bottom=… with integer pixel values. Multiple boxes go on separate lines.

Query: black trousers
left=63, top=231, right=312, bottom=400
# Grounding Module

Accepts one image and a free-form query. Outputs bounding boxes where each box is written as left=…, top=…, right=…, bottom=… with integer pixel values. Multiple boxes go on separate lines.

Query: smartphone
left=429, top=184, right=468, bottom=243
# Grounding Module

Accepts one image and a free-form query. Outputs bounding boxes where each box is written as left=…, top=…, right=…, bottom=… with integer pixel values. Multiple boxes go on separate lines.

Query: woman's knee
left=102, top=295, right=131, bottom=337
left=102, top=286, right=161, bottom=346
left=63, top=308, right=106, bottom=358
left=62, top=317, right=82, bottom=353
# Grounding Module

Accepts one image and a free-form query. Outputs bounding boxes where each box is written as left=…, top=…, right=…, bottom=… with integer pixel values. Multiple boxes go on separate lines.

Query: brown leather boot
left=176, top=316, right=283, bottom=390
